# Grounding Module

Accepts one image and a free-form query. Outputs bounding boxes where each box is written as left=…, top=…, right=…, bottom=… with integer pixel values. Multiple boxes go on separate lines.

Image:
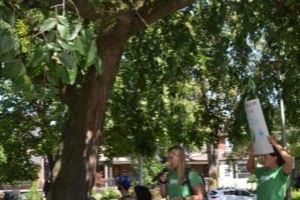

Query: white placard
left=245, top=99, right=274, bottom=155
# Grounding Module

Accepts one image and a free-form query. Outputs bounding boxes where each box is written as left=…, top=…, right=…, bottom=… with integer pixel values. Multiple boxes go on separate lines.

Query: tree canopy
left=0, top=0, right=299, bottom=199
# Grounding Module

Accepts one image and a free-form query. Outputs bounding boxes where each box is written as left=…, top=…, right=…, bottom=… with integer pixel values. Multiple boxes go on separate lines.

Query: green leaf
left=29, top=64, right=44, bottom=77
left=3, top=60, right=26, bottom=78
left=57, top=39, right=74, bottom=50
left=46, top=43, right=61, bottom=51
left=85, top=41, right=97, bottom=68
left=0, top=31, right=16, bottom=55
left=14, top=74, right=32, bottom=94
left=28, top=48, right=44, bottom=76
left=68, top=23, right=82, bottom=41
left=41, top=46, right=51, bottom=64
left=0, top=51, right=17, bottom=63
left=57, top=16, right=69, bottom=26
left=74, top=37, right=86, bottom=56
left=55, top=65, right=69, bottom=84
left=57, top=24, right=71, bottom=40
left=30, top=51, right=43, bottom=67
left=67, top=67, right=77, bottom=85
left=0, top=4, right=14, bottom=25
left=58, top=51, right=75, bottom=69
left=73, top=51, right=82, bottom=65
left=40, top=18, right=57, bottom=32
left=94, top=57, right=103, bottom=75
left=45, top=31, right=57, bottom=43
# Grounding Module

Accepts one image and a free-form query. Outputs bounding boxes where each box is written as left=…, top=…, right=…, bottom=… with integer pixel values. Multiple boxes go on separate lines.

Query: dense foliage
left=103, top=0, right=300, bottom=156
left=0, top=80, right=64, bottom=182
left=0, top=0, right=299, bottom=197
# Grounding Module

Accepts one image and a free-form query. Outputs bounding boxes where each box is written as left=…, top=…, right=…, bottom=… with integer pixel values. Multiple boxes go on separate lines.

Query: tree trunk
left=207, top=142, right=218, bottom=190
left=49, top=37, right=126, bottom=200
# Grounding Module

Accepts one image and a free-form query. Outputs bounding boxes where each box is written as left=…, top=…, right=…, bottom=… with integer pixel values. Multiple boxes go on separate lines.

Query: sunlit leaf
left=67, top=67, right=77, bottom=85
left=40, top=18, right=57, bottom=32
left=46, top=43, right=61, bottom=51
left=68, top=23, right=82, bottom=41
left=57, top=39, right=74, bottom=50
left=85, top=41, right=97, bottom=68
left=94, top=57, right=103, bottom=75
left=57, top=24, right=71, bottom=40
left=57, top=16, right=69, bottom=26
left=74, top=37, right=86, bottom=56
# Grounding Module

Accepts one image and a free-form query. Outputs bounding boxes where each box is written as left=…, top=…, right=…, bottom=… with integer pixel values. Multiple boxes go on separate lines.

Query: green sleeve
left=278, top=166, right=290, bottom=182
left=188, top=171, right=202, bottom=187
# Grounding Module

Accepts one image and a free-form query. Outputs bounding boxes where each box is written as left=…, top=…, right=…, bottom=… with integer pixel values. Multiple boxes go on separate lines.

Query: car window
left=209, top=191, right=218, bottom=195
left=210, top=189, right=255, bottom=199
left=224, top=190, right=235, bottom=195
left=241, top=190, right=254, bottom=197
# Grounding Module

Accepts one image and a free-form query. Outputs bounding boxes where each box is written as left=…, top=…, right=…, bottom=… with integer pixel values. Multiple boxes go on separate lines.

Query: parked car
left=208, top=187, right=256, bottom=200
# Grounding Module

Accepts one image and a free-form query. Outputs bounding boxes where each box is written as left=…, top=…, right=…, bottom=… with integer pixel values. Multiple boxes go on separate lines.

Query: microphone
left=152, top=167, right=168, bottom=182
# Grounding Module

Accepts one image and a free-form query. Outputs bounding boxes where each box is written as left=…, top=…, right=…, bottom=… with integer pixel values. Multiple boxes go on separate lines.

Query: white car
left=208, top=187, right=256, bottom=200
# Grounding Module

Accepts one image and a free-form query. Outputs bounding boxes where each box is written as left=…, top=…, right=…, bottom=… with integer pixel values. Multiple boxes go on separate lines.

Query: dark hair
left=134, top=185, right=152, bottom=200
left=269, top=146, right=285, bottom=166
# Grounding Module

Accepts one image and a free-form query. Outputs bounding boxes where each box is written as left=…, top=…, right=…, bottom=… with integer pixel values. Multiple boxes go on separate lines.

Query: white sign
left=245, top=99, right=274, bottom=155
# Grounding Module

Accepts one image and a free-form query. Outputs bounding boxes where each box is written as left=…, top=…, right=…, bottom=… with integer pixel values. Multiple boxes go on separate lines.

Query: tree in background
left=0, top=80, right=63, bottom=183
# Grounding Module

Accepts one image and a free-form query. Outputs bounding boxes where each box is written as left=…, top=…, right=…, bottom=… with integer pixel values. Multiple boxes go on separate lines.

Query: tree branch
left=128, top=0, right=196, bottom=32
left=97, top=0, right=195, bottom=50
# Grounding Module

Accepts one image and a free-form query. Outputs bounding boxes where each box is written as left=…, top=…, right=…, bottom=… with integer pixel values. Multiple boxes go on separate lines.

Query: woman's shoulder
left=187, top=169, right=200, bottom=176
left=186, top=169, right=203, bottom=182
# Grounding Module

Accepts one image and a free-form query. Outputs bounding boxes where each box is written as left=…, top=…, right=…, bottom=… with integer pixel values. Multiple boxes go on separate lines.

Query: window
left=224, top=166, right=232, bottom=177
left=236, top=164, right=250, bottom=178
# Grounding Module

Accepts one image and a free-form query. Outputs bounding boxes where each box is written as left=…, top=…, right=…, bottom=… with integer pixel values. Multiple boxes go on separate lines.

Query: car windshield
left=208, top=188, right=256, bottom=200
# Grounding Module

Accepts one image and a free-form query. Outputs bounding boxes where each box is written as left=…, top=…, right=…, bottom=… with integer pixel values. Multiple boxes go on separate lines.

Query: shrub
left=292, top=190, right=300, bottom=200
left=26, top=181, right=43, bottom=200
left=3, top=191, right=21, bottom=200
left=91, top=187, right=119, bottom=200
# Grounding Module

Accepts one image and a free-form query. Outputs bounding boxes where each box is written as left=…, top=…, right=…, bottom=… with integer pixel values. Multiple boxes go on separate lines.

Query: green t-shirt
left=167, top=169, right=202, bottom=199
left=255, top=166, right=290, bottom=200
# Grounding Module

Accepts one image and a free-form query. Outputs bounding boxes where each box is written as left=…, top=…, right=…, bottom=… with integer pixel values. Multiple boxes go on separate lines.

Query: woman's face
left=167, top=151, right=179, bottom=169
left=259, top=154, right=277, bottom=168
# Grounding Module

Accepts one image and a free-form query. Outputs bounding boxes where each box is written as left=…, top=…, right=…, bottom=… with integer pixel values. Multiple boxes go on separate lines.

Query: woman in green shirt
left=247, top=136, right=293, bottom=200
left=159, top=145, right=205, bottom=200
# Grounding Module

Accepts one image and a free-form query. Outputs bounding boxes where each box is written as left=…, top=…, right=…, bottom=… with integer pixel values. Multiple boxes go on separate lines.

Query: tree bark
left=47, top=1, right=195, bottom=199
left=49, top=37, right=126, bottom=200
